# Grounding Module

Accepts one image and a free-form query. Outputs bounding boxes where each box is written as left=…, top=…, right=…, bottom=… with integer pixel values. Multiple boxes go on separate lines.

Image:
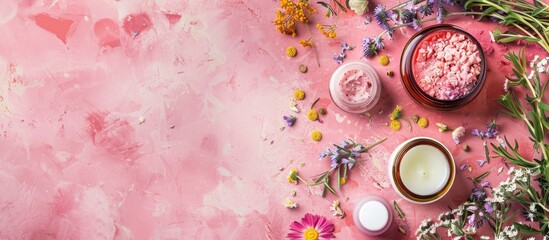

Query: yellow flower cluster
left=378, top=55, right=390, bottom=66
left=390, top=105, right=402, bottom=121
left=299, top=38, right=313, bottom=48
left=287, top=168, right=298, bottom=184
left=311, top=130, right=322, bottom=141
left=274, top=0, right=316, bottom=36
left=390, top=120, right=402, bottom=131
left=286, top=46, right=298, bottom=57
left=294, top=89, right=306, bottom=100
left=307, top=109, right=318, bottom=121
left=418, top=117, right=429, bottom=128
left=316, top=23, right=337, bottom=38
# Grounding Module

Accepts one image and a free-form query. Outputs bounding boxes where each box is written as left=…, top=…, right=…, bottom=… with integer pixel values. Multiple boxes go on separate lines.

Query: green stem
left=361, top=137, right=387, bottom=152
left=387, top=0, right=415, bottom=12
left=537, top=202, right=549, bottom=212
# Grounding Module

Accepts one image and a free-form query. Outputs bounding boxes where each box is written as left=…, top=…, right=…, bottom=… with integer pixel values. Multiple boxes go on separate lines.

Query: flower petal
left=286, top=232, right=304, bottom=239
left=289, top=221, right=306, bottom=232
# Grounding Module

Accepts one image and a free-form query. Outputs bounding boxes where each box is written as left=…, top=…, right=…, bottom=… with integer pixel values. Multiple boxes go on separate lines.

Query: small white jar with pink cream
left=329, top=61, right=381, bottom=114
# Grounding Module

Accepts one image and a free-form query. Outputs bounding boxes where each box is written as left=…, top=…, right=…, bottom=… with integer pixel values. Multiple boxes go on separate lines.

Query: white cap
left=358, top=200, right=389, bottom=231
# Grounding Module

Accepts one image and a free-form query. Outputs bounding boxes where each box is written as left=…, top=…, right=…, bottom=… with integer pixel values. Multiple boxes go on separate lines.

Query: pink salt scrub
left=412, top=31, right=482, bottom=100
left=339, top=69, right=373, bottom=103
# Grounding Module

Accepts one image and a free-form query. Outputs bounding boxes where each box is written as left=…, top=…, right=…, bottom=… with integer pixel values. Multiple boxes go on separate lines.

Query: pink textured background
left=0, top=0, right=541, bottom=239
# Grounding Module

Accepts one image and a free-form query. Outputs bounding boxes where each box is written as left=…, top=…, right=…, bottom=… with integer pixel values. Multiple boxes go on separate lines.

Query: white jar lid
left=358, top=200, right=389, bottom=231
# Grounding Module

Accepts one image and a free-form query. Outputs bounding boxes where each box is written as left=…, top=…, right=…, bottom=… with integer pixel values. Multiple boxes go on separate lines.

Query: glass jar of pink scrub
left=353, top=195, right=393, bottom=236
left=400, top=24, right=486, bottom=111
left=329, top=61, right=381, bottom=114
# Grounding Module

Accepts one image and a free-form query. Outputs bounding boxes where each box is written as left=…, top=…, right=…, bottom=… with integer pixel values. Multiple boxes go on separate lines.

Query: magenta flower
left=287, top=213, right=335, bottom=240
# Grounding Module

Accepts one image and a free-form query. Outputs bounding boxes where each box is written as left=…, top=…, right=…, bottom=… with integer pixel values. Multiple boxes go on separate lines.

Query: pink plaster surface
left=0, top=0, right=542, bottom=239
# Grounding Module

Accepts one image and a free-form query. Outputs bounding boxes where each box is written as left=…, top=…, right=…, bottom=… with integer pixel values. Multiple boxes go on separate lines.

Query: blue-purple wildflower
left=436, top=5, right=447, bottom=23
left=333, top=42, right=354, bottom=64
left=483, top=202, right=493, bottom=214
left=471, top=187, right=485, bottom=202
left=412, top=18, right=422, bottom=30
left=333, top=52, right=346, bottom=64
left=283, top=115, right=296, bottom=127
left=319, top=140, right=366, bottom=170
left=374, top=35, right=384, bottom=49
left=418, top=0, right=435, bottom=16
left=400, top=9, right=416, bottom=23
left=374, top=5, right=391, bottom=31
left=362, top=37, right=376, bottom=58
left=472, top=120, right=498, bottom=139
left=477, top=159, right=487, bottom=167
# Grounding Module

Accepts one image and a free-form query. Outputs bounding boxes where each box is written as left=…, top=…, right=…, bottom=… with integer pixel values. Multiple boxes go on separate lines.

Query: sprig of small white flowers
left=415, top=167, right=543, bottom=240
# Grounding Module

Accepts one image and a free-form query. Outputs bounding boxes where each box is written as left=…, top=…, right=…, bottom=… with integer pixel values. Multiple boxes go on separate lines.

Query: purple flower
left=400, top=9, right=416, bottom=23
left=374, top=5, right=391, bottom=31
left=318, top=152, right=326, bottom=159
left=460, top=164, right=468, bottom=171
left=412, top=18, right=422, bottom=30
left=524, top=210, right=535, bottom=222
left=467, top=205, right=478, bottom=211
left=480, top=180, right=490, bottom=188
left=319, top=147, right=331, bottom=159
left=486, top=121, right=498, bottom=136
left=329, top=149, right=340, bottom=163
left=483, top=202, right=493, bottom=214
left=477, top=159, right=487, bottom=167
left=362, top=37, right=377, bottom=58
left=374, top=35, right=384, bottom=49
left=418, top=1, right=434, bottom=16
left=405, top=1, right=417, bottom=12
left=467, top=214, right=476, bottom=226
left=351, top=144, right=363, bottom=152
left=363, top=16, right=372, bottom=25
left=471, top=187, right=485, bottom=202
left=283, top=115, right=296, bottom=127
left=472, top=128, right=485, bottom=138
left=473, top=121, right=498, bottom=139
left=333, top=52, right=346, bottom=64
left=330, top=158, right=339, bottom=168
left=341, top=42, right=352, bottom=51
left=340, top=140, right=350, bottom=148
left=441, top=0, right=467, bottom=6
left=436, top=5, right=447, bottom=23
left=341, top=158, right=355, bottom=169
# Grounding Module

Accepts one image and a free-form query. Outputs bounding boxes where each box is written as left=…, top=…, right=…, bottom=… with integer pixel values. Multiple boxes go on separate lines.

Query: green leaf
left=521, top=36, right=541, bottom=43
left=479, top=6, right=497, bottom=20
left=513, top=222, right=541, bottom=234
left=485, top=141, right=491, bottom=163
left=336, top=166, right=341, bottom=190
left=343, top=163, right=348, bottom=180
left=540, top=102, right=549, bottom=112
left=324, top=178, right=336, bottom=194
left=473, top=171, right=490, bottom=183
left=334, top=0, right=347, bottom=12
left=393, top=201, right=406, bottom=220
left=317, top=1, right=338, bottom=16
left=498, top=36, right=519, bottom=43
left=312, top=175, right=327, bottom=186
left=533, top=6, right=549, bottom=17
